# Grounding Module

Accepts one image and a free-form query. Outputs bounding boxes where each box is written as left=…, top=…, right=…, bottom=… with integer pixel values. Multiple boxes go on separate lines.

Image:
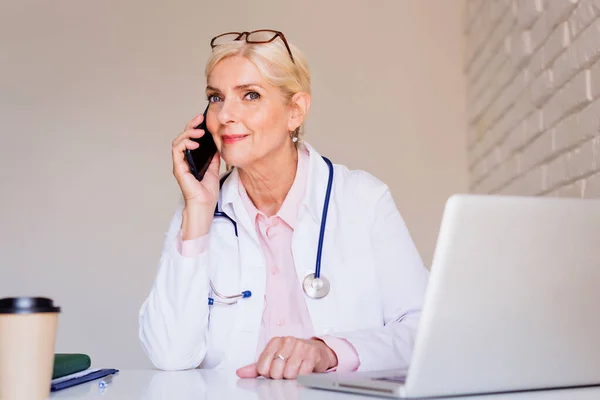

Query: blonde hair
left=205, top=37, right=311, bottom=142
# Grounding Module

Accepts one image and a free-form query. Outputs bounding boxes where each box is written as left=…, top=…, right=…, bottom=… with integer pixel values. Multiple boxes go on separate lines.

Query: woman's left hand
left=236, top=336, right=338, bottom=379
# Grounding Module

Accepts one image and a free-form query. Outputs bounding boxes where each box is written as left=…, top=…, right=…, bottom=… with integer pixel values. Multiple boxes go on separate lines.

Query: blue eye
left=245, top=91, right=260, bottom=101
left=207, top=94, right=222, bottom=103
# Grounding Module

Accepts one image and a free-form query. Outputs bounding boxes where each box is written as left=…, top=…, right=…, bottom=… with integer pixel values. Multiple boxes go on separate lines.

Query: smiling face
left=205, top=56, right=296, bottom=169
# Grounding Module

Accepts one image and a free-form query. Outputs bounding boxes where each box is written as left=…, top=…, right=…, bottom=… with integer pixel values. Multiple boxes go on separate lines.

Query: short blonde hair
left=205, top=37, right=311, bottom=141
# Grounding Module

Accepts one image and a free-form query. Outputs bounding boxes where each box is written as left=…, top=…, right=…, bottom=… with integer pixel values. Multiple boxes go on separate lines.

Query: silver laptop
left=298, top=194, right=600, bottom=398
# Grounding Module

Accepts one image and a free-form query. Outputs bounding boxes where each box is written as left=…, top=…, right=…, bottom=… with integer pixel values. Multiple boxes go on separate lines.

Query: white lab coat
left=139, top=143, right=429, bottom=372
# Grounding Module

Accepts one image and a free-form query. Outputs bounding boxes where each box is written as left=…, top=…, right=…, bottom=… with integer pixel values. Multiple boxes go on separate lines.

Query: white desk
left=50, top=370, right=600, bottom=400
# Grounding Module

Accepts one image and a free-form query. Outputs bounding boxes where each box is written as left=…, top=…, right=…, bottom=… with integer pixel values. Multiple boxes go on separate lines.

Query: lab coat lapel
left=292, top=143, right=338, bottom=336
left=220, top=168, right=259, bottom=246
left=219, top=169, right=266, bottom=346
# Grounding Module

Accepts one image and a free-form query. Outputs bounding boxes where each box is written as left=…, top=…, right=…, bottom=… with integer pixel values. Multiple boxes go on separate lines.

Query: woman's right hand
left=172, top=113, right=221, bottom=240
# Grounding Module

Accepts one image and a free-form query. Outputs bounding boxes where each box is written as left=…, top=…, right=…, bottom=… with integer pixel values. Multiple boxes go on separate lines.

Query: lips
left=222, top=134, right=249, bottom=144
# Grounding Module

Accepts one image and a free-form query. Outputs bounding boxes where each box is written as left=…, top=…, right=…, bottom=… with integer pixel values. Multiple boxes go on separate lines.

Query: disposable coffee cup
left=0, top=297, right=61, bottom=400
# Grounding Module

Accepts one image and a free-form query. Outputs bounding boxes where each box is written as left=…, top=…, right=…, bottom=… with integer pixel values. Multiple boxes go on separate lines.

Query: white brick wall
left=466, top=0, right=600, bottom=199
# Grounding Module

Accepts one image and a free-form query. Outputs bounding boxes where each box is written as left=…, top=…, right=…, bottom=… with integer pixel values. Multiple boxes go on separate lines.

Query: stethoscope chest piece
left=302, top=273, right=330, bottom=299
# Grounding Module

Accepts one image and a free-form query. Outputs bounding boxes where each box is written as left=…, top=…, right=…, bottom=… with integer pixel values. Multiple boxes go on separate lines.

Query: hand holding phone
left=171, top=107, right=221, bottom=238
left=186, top=105, right=218, bottom=182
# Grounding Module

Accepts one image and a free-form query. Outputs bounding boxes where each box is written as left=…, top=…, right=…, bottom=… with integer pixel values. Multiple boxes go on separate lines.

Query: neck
left=239, top=142, right=298, bottom=217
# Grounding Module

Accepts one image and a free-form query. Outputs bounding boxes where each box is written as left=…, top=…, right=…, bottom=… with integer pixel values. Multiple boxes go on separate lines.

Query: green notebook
left=52, top=354, right=91, bottom=379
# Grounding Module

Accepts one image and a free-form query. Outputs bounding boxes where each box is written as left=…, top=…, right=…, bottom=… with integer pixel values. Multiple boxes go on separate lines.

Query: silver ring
left=275, top=353, right=288, bottom=362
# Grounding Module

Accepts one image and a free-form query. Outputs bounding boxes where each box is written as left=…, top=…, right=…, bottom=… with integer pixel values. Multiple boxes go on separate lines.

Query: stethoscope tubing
left=209, top=156, right=334, bottom=304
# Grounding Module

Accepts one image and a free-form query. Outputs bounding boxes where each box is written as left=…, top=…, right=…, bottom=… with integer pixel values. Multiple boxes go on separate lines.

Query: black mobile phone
left=185, top=105, right=217, bottom=181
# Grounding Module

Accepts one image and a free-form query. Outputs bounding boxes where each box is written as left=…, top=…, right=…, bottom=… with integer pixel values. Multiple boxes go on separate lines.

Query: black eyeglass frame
left=210, top=30, right=295, bottom=64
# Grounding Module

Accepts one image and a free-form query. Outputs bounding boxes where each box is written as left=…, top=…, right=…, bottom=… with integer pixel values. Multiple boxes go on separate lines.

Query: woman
left=139, top=30, right=429, bottom=380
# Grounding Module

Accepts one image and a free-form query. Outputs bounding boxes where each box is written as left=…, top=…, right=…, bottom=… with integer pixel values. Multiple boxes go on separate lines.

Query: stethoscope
left=208, top=156, right=333, bottom=306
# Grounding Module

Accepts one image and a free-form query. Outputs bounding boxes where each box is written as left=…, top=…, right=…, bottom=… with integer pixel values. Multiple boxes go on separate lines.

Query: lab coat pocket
left=204, top=234, right=240, bottom=364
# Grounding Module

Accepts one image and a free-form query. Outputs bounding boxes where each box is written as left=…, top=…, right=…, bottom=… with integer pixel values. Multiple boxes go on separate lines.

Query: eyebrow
left=206, top=83, right=264, bottom=92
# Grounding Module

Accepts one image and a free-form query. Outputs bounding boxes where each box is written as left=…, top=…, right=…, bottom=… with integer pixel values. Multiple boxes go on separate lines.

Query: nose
left=216, top=97, right=240, bottom=126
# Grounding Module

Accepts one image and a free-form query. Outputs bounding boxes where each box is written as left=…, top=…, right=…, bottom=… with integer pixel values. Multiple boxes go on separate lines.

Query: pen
left=98, top=374, right=113, bottom=389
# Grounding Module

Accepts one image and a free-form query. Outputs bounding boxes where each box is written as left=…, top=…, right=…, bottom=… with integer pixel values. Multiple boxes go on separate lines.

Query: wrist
left=326, top=344, right=338, bottom=369
left=312, top=338, right=338, bottom=369
left=181, top=205, right=212, bottom=240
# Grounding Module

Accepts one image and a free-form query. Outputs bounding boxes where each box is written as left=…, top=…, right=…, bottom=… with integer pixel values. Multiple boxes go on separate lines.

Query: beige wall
left=466, top=0, right=600, bottom=197
left=0, top=1, right=467, bottom=368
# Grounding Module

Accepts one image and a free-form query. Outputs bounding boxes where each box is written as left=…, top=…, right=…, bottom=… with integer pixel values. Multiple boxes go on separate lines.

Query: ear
left=287, top=92, right=311, bottom=132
